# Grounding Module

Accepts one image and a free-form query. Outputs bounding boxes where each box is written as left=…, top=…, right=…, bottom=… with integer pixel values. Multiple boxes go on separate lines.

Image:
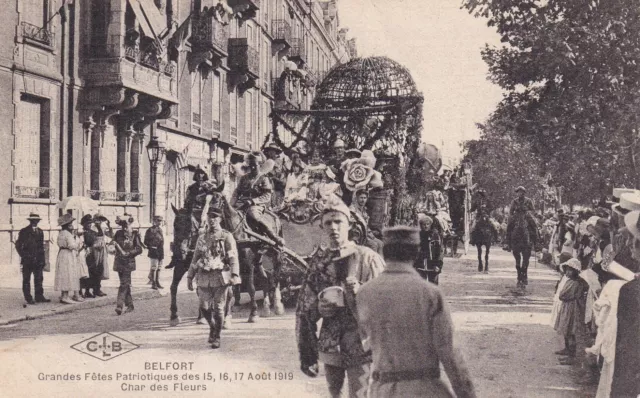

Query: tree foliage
left=463, top=0, right=640, bottom=203
left=462, top=127, right=544, bottom=208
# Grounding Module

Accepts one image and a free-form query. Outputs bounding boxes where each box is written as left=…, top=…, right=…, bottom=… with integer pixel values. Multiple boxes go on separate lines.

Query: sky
left=336, top=0, right=504, bottom=163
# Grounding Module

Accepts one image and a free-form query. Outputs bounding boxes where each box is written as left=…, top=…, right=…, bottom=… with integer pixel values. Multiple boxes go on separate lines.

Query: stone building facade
left=0, top=0, right=354, bottom=267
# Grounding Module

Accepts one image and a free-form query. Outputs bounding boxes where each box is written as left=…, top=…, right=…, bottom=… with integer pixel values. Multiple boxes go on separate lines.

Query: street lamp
left=146, top=135, right=165, bottom=221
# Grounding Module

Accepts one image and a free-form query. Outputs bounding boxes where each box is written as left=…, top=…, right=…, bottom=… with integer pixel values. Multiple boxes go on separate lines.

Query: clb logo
left=71, top=332, right=139, bottom=361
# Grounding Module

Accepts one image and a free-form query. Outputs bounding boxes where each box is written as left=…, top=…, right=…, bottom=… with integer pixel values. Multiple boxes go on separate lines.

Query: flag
left=168, top=15, right=192, bottom=53
left=175, top=146, right=189, bottom=170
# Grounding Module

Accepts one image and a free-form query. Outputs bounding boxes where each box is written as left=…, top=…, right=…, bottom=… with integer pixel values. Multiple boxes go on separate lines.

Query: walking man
left=144, top=215, right=165, bottom=290
left=357, top=226, right=476, bottom=398
left=187, top=206, right=241, bottom=349
left=15, top=213, right=50, bottom=304
left=296, top=195, right=385, bottom=397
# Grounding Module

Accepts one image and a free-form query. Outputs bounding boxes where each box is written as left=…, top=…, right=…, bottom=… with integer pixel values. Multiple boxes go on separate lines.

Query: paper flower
left=341, top=150, right=384, bottom=192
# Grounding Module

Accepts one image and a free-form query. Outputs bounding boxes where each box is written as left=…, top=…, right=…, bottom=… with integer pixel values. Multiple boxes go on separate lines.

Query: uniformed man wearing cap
left=505, top=186, right=539, bottom=251
left=144, top=215, right=165, bottom=290
left=231, top=151, right=285, bottom=246
left=356, top=226, right=476, bottom=398
left=187, top=206, right=241, bottom=349
left=184, top=165, right=217, bottom=246
left=296, top=195, right=385, bottom=398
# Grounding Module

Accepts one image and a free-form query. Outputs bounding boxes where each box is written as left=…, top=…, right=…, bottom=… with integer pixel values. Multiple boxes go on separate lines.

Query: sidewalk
left=0, top=242, right=180, bottom=326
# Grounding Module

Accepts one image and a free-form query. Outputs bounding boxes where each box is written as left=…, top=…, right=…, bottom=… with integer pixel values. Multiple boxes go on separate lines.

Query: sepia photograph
left=1, top=0, right=639, bottom=397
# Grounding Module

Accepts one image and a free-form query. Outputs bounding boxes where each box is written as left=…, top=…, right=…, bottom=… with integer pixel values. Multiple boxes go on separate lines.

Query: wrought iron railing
left=88, top=190, right=143, bottom=202
left=21, top=22, right=54, bottom=47
left=14, top=186, right=56, bottom=199
left=123, top=43, right=175, bottom=77
left=228, top=39, right=260, bottom=77
left=271, top=20, right=292, bottom=44
left=191, top=15, right=229, bottom=54
left=289, top=38, right=306, bottom=62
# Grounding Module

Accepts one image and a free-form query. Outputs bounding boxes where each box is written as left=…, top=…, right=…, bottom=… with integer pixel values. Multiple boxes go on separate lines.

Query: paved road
left=0, top=249, right=595, bottom=397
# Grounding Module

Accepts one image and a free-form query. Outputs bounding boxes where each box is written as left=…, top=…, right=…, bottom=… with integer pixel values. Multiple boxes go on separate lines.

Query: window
left=23, top=0, right=47, bottom=28
left=245, top=91, right=253, bottom=149
left=102, top=125, right=118, bottom=193
left=230, top=88, right=237, bottom=140
left=191, top=71, right=202, bottom=132
left=212, top=73, right=221, bottom=131
left=15, top=95, right=50, bottom=194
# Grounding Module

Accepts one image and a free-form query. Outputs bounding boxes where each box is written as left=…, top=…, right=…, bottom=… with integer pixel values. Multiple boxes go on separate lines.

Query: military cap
left=382, top=226, right=421, bottom=247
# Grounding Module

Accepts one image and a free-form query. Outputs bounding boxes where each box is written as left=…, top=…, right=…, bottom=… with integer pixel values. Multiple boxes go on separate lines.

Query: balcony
left=229, top=38, right=260, bottom=80
left=21, top=22, right=55, bottom=48
left=271, top=20, right=292, bottom=50
left=227, top=0, right=260, bottom=21
left=13, top=186, right=56, bottom=200
left=88, top=190, right=143, bottom=202
left=288, top=38, right=307, bottom=65
left=190, top=14, right=229, bottom=60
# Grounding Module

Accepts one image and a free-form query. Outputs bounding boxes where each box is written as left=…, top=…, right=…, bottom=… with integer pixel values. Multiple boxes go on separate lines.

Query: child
left=413, top=214, right=443, bottom=284
left=553, top=258, right=587, bottom=364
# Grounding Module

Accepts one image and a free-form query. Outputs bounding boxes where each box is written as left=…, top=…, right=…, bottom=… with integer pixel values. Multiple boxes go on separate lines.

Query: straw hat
left=26, top=212, right=42, bottom=221
left=57, top=213, right=75, bottom=227
left=624, top=210, right=640, bottom=240
left=263, top=142, right=282, bottom=154
left=561, top=258, right=581, bottom=272
left=515, top=186, right=526, bottom=193
left=333, top=138, right=345, bottom=148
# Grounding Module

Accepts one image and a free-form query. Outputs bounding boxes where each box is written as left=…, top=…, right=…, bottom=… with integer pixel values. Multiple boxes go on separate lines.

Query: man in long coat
left=15, top=213, right=50, bottom=304
left=357, top=226, right=476, bottom=398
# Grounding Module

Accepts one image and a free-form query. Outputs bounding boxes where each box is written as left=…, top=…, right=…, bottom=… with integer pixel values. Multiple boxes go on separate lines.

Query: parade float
left=263, top=56, right=425, bottom=304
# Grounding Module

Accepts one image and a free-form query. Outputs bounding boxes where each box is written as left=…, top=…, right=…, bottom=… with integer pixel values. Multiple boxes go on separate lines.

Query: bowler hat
left=26, top=212, right=42, bottom=221
left=57, top=213, right=75, bottom=227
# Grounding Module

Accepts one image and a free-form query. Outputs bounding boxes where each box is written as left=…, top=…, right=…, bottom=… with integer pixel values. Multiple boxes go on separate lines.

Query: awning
left=128, top=0, right=154, bottom=38
left=128, top=0, right=167, bottom=39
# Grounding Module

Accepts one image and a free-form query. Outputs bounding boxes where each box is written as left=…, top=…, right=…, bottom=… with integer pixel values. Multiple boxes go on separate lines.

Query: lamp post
left=146, top=135, right=165, bottom=222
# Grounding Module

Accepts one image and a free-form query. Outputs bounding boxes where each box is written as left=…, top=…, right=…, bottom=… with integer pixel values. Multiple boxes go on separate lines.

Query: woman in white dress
left=54, top=214, right=83, bottom=304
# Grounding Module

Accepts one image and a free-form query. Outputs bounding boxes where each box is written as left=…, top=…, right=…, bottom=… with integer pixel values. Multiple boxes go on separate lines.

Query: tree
left=462, top=127, right=544, bottom=208
left=463, top=0, right=640, bottom=200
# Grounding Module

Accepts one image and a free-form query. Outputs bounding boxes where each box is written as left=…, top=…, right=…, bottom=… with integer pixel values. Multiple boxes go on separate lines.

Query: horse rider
left=469, top=189, right=496, bottom=245
left=184, top=165, right=217, bottom=244
left=504, top=186, right=539, bottom=251
left=231, top=152, right=285, bottom=247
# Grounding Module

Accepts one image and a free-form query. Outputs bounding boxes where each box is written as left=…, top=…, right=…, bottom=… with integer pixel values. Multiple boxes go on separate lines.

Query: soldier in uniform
left=505, top=186, right=539, bottom=251
left=231, top=152, right=285, bottom=246
left=296, top=195, right=385, bottom=398
left=263, top=143, right=287, bottom=209
left=187, top=206, right=241, bottom=349
left=184, top=166, right=217, bottom=245
left=357, top=226, right=477, bottom=398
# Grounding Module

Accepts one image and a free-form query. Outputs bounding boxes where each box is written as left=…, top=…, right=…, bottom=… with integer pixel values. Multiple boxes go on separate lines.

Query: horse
left=209, top=188, right=285, bottom=323
left=471, top=213, right=497, bottom=273
left=508, top=215, right=536, bottom=288
left=167, top=205, right=235, bottom=327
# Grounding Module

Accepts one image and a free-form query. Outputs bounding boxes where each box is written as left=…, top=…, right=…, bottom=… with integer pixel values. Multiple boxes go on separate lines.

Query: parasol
left=56, top=196, right=99, bottom=214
